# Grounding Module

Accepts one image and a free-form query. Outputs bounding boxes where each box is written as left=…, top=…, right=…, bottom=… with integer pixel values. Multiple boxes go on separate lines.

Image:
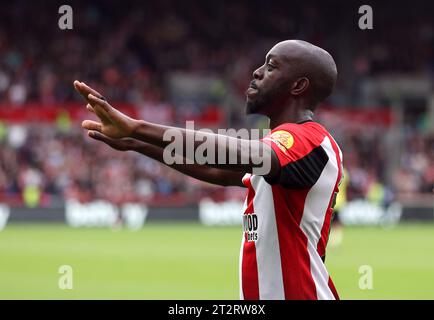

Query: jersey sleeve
left=261, top=124, right=329, bottom=189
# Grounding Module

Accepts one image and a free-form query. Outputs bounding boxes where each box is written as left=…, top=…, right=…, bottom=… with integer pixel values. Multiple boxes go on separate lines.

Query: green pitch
left=1, top=223, right=434, bottom=299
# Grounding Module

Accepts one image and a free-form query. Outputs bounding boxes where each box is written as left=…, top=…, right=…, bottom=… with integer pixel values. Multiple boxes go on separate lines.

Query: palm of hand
left=95, top=105, right=132, bottom=139
left=74, top=81, right=136, bottom=139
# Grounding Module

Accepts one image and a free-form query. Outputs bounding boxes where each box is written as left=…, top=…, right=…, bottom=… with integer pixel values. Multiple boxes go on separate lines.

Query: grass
left=0, top=223, right=434, bottom=299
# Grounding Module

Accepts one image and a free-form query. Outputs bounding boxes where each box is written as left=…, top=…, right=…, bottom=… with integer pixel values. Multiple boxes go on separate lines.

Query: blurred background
left=0, top=0, right=433, bottom=299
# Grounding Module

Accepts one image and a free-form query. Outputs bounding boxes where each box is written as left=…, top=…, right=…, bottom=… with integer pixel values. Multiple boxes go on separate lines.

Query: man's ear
left=290, top=77, right=310, bottom=96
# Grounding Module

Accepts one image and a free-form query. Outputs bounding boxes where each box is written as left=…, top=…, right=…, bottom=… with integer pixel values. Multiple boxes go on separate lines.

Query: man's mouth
left=246, top=81, right=258, bottom=97
left=246, top=88, right=258, bottom=98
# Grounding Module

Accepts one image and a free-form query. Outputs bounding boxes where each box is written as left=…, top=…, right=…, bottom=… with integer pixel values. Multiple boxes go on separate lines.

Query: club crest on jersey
left=264, top=130, right=294, bottom=153
left=243, top=214, right=258, bottom=242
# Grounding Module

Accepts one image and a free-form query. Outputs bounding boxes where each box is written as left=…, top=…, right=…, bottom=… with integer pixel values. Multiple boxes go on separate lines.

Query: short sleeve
left=261, top=124, right=329, bottom=189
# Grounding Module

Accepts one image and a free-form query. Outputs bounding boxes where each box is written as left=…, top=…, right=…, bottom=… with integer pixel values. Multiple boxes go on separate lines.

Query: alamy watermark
left=358, top=5, right=373, bottom=30
left=58, top=265, right=74, bottom=290
left=58, top=5, right=372, bottom=31
left=358, top=265, right=374, bottom=290
left=162, top=121, right=272, bottom=176
left=58, top=5, right=73, bottom=30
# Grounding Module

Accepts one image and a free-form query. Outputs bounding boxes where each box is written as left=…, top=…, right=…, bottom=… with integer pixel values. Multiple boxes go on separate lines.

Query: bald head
left=271, top=40, right=337, bottom=108
left=246, top=39, right=338, bottom=116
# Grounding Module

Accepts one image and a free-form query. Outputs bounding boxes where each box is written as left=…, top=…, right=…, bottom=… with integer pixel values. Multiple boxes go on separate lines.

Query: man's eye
left=267, top=64, right=275, bottom=71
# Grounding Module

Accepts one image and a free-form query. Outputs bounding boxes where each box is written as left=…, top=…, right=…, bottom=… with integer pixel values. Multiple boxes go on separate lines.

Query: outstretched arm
left=87, top=131, right=245, bottom=187
left=74, top=80, right=280, bottom=179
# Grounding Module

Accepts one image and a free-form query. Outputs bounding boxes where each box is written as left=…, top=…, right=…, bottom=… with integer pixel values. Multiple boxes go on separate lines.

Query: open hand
left=87, top=131, right=139, bottom=151
left=74, top=80, right=138, bottom=139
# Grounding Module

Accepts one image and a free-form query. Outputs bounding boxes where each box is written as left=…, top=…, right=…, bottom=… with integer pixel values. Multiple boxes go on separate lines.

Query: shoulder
left=263, top=122, right=328, bottom=161
left=269, top=121, right=329, bottom=139
left=261, top=122, right=338, bottom=187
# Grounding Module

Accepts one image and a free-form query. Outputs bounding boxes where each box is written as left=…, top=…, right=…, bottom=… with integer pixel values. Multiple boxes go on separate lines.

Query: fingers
left=73, top=80, right=81, bottom=92
left=73, top=80, right=106, bottom=105
left=87, top=102, right=113, bottom=126
left=74, top=80, right=113, bottom=116
left=88, top=130, right=115, bottom=147
left=80, top=81, right=104, bottom=99
left=87, top=93, right=111, bottom=112
left=88, top=130, right=108, bottom=141
left=74, top=81, right=92, bottom=101
left=86, top=104, right=95, bottom=114
left=82, top=120, right=102, bottom=132
left=88, top=131, right=128, bottom=151
left=74, top=80, right=102, bottom=97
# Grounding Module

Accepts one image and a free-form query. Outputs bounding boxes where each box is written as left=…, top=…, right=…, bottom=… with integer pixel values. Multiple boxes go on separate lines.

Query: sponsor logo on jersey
left=243, top=213, right=258, bottom=242
left=264, top=130, right=294, bottom=153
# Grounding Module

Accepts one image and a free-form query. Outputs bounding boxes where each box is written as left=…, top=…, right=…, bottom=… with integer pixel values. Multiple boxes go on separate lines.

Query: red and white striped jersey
left=240, top=120, right=343, bottom=300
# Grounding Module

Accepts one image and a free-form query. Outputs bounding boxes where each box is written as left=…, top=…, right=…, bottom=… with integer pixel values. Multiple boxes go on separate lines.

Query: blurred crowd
left=394, top=132, right=434, bottom=195
left=0, top=124, right=246, bottom=206
left=0, top=1, right=432, bottom=206
left=0, top=1, right=432, bottom=107
left=0, top=115, right=432, bottom=207
left=342, top=130, right=434, bottom=204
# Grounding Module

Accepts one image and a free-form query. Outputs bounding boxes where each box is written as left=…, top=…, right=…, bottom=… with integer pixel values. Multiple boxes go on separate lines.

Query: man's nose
left=253, top=66, right=264, bottom=80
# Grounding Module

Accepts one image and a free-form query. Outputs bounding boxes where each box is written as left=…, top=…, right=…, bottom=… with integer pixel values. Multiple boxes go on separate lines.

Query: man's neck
left=269, top=108, right=314, bottom=129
